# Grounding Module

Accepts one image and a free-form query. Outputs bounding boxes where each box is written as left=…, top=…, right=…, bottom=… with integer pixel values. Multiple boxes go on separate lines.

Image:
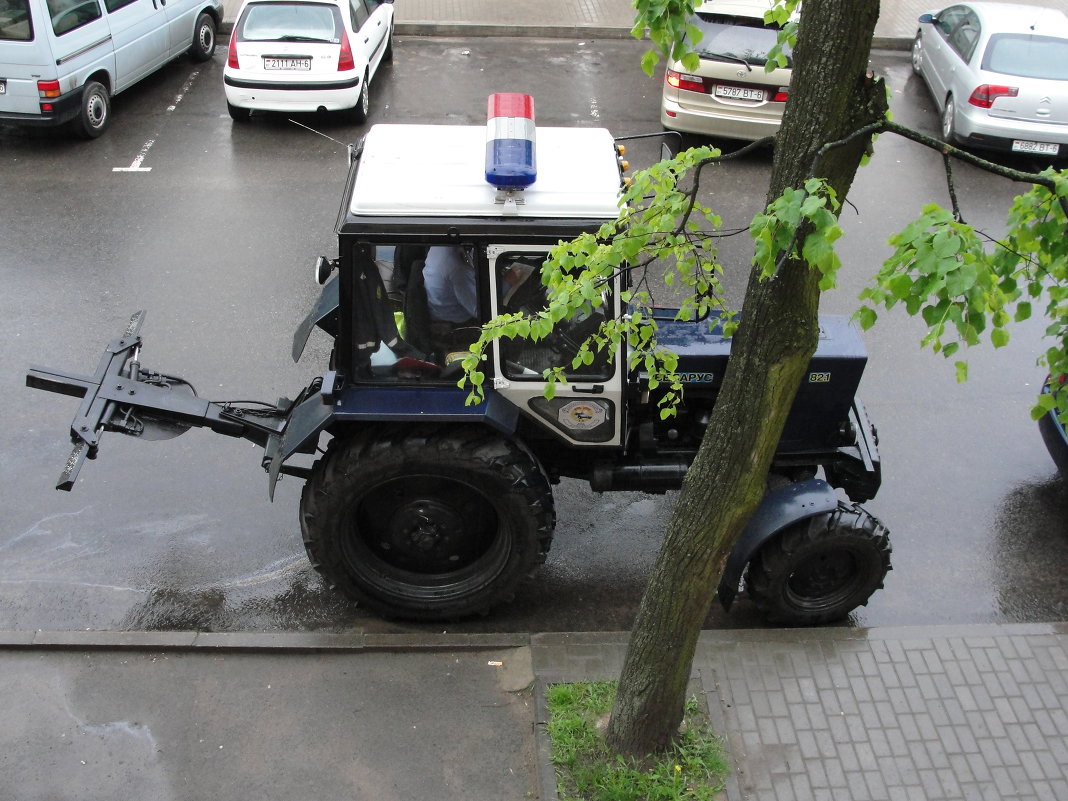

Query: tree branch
left=881, top=121, right=1068, bottom=218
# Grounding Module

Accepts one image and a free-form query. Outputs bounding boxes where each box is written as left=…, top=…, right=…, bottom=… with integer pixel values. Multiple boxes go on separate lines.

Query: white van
left=0, top=0, right=223, bottom=138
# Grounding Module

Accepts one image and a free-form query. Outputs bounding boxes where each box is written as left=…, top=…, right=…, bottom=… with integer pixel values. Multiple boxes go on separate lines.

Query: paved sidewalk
left=219, top=0, right=1050, bottom=45
left=534, top=624, right=1068, bottom=801
left=4, top=623, right=1068, bottom=800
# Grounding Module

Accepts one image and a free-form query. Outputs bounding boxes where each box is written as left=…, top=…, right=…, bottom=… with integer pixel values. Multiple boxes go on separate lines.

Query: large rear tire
left=746, top=503, right=891, bottom=626
left=300, top=425, right=555, bottom=620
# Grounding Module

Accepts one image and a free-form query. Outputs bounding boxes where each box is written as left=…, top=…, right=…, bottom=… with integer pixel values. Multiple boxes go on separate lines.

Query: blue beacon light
left=485, top=93, right=536, bottom=190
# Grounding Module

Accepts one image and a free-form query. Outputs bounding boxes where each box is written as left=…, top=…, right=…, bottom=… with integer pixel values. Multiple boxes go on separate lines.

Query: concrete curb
left=395, top=22, right=636, bottom=39
left=8, top=621, right=1062, bottom=651
left=0, top=629, right=529, bottom=652
left=216, top=20, right=913, bottom=49
left=399, top=24, right=910, bottom=49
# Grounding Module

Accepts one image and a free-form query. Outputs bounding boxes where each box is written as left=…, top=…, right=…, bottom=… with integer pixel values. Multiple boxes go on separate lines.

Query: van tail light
left=37, top=80, right=61, bottom=99
left=38, top=79, right=61, bottom=111
left=227, top=29, right=240, bottom=69
left=968, top=84, right=1018, bottom=108
left=338, top=30, right=354, bottom=71
left=666, top=70, right=705, bottom=93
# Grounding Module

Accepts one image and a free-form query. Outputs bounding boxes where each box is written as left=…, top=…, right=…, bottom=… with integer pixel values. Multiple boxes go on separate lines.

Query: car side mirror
left=918, top=13, right=935, bottom=23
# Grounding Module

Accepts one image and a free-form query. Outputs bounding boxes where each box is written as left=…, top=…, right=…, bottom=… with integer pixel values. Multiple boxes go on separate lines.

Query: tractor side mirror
left=315, top=255, right=335, bottom=285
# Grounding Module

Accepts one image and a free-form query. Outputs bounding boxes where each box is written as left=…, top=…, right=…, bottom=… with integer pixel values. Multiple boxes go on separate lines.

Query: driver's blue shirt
left=424, top=246, right=477, bottom=323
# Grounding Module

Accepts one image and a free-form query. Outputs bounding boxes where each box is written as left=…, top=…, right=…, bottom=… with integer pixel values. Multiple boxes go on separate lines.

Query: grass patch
left=545, top=681, right=729, bottom=801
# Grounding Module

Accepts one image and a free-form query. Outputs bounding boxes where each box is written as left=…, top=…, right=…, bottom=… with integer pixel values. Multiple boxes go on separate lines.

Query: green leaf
left=856, top=306, right=878, bottom=330
left=640, top=49, right=659, bottom=77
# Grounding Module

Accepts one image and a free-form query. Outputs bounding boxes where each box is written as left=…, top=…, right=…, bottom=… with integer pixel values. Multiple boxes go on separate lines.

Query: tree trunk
left=605, top=0, right=888, bottom=758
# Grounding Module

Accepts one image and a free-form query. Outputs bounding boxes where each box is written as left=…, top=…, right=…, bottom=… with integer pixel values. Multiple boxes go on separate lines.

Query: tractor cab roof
left=338, top=123, right=624, bottom=239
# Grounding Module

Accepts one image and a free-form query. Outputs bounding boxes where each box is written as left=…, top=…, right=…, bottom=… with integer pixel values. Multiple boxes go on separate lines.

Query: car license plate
left=715, top=85, right=765, bottom=101
left=0, top=80, right=6, bottom=95
left=1011, top=139, right=1059, bottom=155
left=263, top=58, right=311, bottom=71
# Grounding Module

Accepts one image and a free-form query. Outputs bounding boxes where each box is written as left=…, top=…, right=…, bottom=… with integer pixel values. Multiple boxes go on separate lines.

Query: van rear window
left=0, top=0, right=34, bottom=41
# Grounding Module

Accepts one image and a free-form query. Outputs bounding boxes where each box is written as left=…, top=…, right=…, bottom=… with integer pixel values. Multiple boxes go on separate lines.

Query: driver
left=423, top=246, right=479, bottom=355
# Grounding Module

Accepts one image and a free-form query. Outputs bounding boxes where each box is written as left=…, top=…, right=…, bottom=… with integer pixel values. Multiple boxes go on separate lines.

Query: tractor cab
left=293, top=94, right=632, bottom=452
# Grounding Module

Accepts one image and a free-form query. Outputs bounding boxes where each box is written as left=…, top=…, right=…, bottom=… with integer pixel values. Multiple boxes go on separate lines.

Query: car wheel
left=348, top=71, right=370, bottom=123
left=941, top=96, right=957, bottom=144
left=910, top=33, right=923, bottom=75
left=227, top=102, right=251, bottom=122
left=300, top=424, right=555, bottom=620
left=189, top=12, right=217, bottom=62
left=746, top=502, right=891, bottom=626
left=72, top=80, right=110, bottom=139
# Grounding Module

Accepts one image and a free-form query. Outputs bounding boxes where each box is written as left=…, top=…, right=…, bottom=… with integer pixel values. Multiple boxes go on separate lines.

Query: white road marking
left=113, top=70, right=201, bottom=173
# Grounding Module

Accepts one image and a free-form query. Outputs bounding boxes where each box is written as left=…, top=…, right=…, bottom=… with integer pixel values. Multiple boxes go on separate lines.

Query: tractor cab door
left=486, top=244, right=624, bottom=448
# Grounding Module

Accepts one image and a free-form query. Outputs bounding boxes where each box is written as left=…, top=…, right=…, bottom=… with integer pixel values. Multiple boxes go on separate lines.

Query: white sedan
left=911, top=2, right=1068, bottom=159
left=224, top=0, right=393, bottom=122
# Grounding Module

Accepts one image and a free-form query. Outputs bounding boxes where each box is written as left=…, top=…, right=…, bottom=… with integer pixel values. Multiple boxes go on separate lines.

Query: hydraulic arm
left=26, top=311, right=288, bottom=491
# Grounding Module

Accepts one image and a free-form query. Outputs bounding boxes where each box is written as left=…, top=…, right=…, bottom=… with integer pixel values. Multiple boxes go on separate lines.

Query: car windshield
left=240, top=2, right=341, bottom=42
left=0, top=0, right=33, bottom=40
left=981, top=33, right=1068, bottom=81
left=689, top=12, right=791, bottom=68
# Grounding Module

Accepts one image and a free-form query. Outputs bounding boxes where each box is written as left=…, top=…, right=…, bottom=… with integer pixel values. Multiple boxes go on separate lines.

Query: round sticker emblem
left=558, top=400, right=606, bottom=430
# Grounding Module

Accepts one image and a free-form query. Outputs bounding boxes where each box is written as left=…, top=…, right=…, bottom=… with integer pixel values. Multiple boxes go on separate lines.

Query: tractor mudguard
left=716, top=478, right=839, bottom=611
left=1038, top=378, right=1068, bottom=475
left=292, top=275, right=339, bottom=362
left=264, top=383, right=521, bottom=499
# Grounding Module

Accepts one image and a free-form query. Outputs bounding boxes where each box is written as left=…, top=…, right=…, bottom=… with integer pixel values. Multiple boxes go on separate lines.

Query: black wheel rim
left=784, top=548, right=863, bottom=612
left=341, top=473, right=509, bottom=603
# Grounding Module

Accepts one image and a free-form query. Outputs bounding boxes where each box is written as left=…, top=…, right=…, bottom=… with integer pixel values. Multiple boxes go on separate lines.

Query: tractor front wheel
left=746, top=503, right=891, bottom=626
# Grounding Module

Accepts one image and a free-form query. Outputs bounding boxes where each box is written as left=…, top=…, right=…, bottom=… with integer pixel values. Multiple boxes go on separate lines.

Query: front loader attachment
left=26, top=311, right=292, bottom=491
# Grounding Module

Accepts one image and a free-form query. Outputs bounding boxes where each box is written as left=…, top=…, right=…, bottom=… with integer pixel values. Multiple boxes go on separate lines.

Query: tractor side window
left=493, top=252, right=614, bottom=382
left=369, top=243, right=480, bottom=372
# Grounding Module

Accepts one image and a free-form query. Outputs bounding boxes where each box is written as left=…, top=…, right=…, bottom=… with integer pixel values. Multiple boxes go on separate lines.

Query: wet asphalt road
left=1, top=37, right=1066, bottom=636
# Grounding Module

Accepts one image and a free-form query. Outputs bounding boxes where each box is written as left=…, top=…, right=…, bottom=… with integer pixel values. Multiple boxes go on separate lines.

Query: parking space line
left=113, top=69, right=201, bottom=173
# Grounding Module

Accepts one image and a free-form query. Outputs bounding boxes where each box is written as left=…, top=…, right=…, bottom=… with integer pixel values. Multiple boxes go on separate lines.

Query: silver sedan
left=911, top=2, right=1068, bottom=159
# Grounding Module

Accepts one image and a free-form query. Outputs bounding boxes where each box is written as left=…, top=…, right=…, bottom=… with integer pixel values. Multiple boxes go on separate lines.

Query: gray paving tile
left=528, top=624, right=1068, bottom=800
